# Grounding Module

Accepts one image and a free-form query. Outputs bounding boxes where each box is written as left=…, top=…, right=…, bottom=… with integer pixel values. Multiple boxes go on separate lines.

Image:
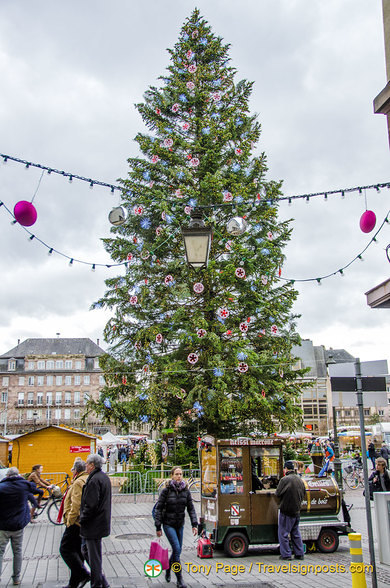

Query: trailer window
left=201, top=445, right=217, bottom=497
left=250, top=447, right=280, bottom=489
left=220, top=447, right=244, bottom=494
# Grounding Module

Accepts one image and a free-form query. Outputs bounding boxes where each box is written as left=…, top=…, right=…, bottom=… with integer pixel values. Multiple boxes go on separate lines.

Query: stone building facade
left=0, top=338, right=107, bottom=435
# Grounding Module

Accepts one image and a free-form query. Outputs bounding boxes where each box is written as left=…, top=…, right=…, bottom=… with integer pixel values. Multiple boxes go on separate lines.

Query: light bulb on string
left=28, top=234, right=35, bottom=241
left=339, top=269, right=344, bottom=277
left=68, top=176, right=73, bottom=183
left=358, top=255, right=364, bottom=261
left=48, top=248, right=53, bottom=256
left=305, top=196, right=310, bottom=204
left=69, top=259, right=74, bottom=267
left=2, top=157, right=7, bottom=164
left=89, top=181, right=94, bottom=189
left=91, top=264, right=96, bottom=272
left=324, top=193, right=328, bottom=201
left=316, top=278, right=322, bottom=286
left=288, top=198, right=292, bottom=206
left=341, top=191, right=345, bottom=199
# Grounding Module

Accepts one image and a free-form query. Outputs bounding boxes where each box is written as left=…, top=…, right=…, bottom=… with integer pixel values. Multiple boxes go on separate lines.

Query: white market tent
left=97, top=431, right=121, bottom=446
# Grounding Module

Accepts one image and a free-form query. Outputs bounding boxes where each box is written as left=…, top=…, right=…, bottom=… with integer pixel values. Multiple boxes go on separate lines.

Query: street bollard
left=349, top=533, right=367, bottom=588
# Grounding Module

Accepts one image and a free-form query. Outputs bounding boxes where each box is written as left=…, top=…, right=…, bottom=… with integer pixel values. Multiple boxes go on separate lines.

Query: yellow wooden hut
left=12, top=425, right=100, bottom=476
left=0, top=436, right=9, bottom=467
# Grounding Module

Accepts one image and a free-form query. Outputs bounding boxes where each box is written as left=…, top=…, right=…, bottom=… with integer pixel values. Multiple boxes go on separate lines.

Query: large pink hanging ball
left=14, top=201, right=37, bottom=226
left=359, top=210, right=376, bottom=233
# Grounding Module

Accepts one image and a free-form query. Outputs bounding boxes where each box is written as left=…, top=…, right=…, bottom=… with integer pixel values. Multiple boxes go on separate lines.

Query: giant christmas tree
left=91, top=9, right=308, bottom=438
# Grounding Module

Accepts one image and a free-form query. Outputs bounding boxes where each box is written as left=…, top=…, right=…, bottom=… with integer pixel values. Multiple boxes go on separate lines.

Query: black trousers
left=59, top=525, right=90, bottom=588
left=81, top=537, right=109, bottom=588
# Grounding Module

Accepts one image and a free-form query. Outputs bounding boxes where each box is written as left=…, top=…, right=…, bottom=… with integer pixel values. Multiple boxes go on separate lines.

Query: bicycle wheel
left=345, top=472, right=359, bottom=490
left=189, top=479, right=201, bottom=502
left=47, top=499, right=64, bottom=525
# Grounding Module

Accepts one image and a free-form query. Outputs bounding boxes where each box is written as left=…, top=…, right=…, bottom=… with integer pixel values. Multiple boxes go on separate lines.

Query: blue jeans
left=278, top=512, right=304, bottom=558
left=0, top=528, right=24, bottom=582
left=163, top=524, right=184, bottom=566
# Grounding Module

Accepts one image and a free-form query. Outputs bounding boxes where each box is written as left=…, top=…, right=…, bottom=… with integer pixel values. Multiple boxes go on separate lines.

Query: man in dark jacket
left=368, top=441, right=377, bottom=469
left=0, top=467, right=36, bottom=585
left=369, top=457, right=390, bottom=493
left=380, top=443, right=390, bottom=467
left=275, top=461, right=306, bottom=561
left=80, top=454, right=111, bottom=588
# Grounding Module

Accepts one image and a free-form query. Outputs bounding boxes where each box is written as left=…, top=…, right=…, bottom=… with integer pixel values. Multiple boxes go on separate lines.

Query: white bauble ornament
left=226, top=217, right=247, bottom=236
left=108, top=206, right=127, bottom=226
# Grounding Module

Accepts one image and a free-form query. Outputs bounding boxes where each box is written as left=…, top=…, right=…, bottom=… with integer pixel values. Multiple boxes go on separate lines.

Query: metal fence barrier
left=109, top=468, right=200, bottom=497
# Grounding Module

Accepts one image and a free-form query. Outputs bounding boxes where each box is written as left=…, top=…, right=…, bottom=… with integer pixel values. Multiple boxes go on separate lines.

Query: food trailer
left=199, top=436, right=351, bottom=557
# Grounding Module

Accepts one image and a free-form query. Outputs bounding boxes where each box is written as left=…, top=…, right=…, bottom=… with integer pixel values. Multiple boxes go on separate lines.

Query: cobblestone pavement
left=0, top=489, right=389, bottom=587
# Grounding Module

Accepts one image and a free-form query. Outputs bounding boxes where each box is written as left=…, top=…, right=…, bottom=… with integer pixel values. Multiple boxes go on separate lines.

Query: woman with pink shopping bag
left=154, top=467, right=198, bottom=588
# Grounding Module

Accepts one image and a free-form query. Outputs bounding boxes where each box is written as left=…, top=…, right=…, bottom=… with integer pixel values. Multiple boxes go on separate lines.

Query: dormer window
left=8, top=359, right=16, bottom=371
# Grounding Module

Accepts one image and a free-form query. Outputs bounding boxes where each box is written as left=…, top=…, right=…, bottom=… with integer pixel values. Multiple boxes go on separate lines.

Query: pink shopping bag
left=149, top=539, right=169, bottom=570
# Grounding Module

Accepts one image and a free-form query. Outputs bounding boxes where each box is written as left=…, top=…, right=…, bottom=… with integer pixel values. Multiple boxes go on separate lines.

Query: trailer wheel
left=316, top=529, right=339, bottom=553
left=224, top=532, right=249, bottom=557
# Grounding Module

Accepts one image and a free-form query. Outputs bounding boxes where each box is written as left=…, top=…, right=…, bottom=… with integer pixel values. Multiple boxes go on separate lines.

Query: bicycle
left=157, top=472, right=201, bottom=502
left=343, top=464, right=364, bottom=490
left=32, top=486, right=64, bottom=525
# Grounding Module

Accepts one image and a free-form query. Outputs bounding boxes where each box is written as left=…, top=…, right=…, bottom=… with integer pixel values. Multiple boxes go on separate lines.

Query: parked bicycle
left=343, top=463, right=364, bottom=490
left=157, top=470, right=201, bottom=502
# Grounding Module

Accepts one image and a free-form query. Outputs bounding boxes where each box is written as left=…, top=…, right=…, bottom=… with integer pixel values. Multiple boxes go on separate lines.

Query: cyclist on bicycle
left=27, top=464, right=54, bottom=507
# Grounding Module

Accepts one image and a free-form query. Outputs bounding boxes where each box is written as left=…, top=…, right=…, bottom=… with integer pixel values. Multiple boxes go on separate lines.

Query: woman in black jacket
left=155, top=467, right=198, bottom=588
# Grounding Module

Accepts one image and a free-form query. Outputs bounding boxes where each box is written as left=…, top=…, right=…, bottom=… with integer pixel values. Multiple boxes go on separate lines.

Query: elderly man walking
left=0, top=467, right=36, bottom=585
left=275, top=460, right=306, bottom=561
left=60, top=459, right=90, bottom=588
left=80, top=454, right=111, bottom=588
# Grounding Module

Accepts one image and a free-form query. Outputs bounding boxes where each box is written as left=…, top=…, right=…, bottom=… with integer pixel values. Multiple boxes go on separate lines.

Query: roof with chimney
left=0, top=338, right=105, bottom=359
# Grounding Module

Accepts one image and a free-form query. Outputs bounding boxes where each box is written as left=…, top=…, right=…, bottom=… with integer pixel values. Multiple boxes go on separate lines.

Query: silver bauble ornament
left=226, top=216, right=247, bottom=236
left=108, top=206, right=127, bottom=226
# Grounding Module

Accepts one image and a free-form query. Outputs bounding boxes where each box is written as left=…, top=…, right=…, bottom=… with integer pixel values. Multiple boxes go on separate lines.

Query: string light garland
left=1, top=152, right=389, bottom=281
left=1, top=152, right=389, bottom=203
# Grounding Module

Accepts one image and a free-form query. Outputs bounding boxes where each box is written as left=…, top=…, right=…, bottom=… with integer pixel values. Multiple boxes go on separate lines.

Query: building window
left=75, top=360, right=82, bottom=370
left=28, top=376, right=34, bottom=386
left=1, top=391, right=8, bottom=403
left=378, top=410, right=384, bottom=416
left=28, top=361, right=35, bottom=370
left=65, top=360, right=72, bottom=369
left=64, top=408, right=71, bottom=420
left=344, top=410, right=351, bottom=417
left=46, top=392, right=53, bottom=406
left=18, top=392, right=24, bottom=406
left=27, top=392, right=34, bottom=406
left=99, top=376, right=105, bottom=385
left=46, top=360, right=54, bottom=369
left=65, top=376, right=72, bottom=386
left=56, top=376, right=63, bottom=386
left=74, top=391, right=80, bottom=405
left=37, top=376, right=44, bottom=386
left=74, top=409, right=80, bottom=419
left=46, top=408, right=51, bottom=421
left=47, top=375, right=53, bottom=386
left=37, top=393, right=43, bottom=406
left=94, top=358, right=100, bottom=369
left=65, top=392, right=71, bottom=405
left=8, top=360, right=16, bottom=371
left=55, top=408, right=61, bottom=420
left=84, top=393, right=90, bottom=405
left=37, top=360, right=45, bottom=370
left=2, top=377, right=9, bottom=386
left=27, top=410, right=33, bottom=420
left=55, top=360, right=64, bottom=369
left=55, top=392, right=62, bottom=405
left=74, top=375, right=81, bottom=386
left=364, top=409, right=370, bottom=416
left=84, top=375, right=90, bottom=385
left=19, top=377, right=25, bottom=386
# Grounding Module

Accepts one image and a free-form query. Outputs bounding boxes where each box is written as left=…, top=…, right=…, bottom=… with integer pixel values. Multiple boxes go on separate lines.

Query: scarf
left=170, top=479, right=186, bottom=491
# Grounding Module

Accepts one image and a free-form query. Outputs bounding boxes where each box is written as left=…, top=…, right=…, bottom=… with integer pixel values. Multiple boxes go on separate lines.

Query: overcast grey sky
left=0, top=0, right=389, bottom=364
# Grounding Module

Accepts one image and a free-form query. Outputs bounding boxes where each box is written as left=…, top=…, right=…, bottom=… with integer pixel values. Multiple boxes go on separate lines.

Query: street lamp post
left=182, top=209, right=213, bottom=269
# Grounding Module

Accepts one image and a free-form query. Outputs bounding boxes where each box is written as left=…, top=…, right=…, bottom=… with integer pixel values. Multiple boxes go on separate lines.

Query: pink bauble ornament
left=360, top=210, right=376, bottom=233
left=14, top=201, right=37, bottom=226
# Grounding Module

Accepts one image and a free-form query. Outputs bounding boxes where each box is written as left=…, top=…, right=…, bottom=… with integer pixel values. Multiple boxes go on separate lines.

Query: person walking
left=0, top=467, right=36, bottom=585
left=368, top=457, right=390, bottom=494
left=80, top=454, right=111, bottom=588
left=154, top=466, right=198, bottom=588
left=59, top=460, right=90, bottom=588
left=380, top=442, right=390, bottom=468
left=275, top=460, right=306, bottom=561
left=368, top=441, right=377, bottom=470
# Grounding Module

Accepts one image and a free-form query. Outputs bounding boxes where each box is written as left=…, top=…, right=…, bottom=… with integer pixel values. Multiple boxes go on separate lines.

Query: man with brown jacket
left=59, top=460, right=90, bottom=588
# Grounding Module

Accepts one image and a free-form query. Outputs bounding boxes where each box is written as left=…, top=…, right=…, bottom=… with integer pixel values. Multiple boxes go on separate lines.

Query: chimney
left=17, top=339, right=20, bottom=345
left=97, top=338, right=100, bottom=346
